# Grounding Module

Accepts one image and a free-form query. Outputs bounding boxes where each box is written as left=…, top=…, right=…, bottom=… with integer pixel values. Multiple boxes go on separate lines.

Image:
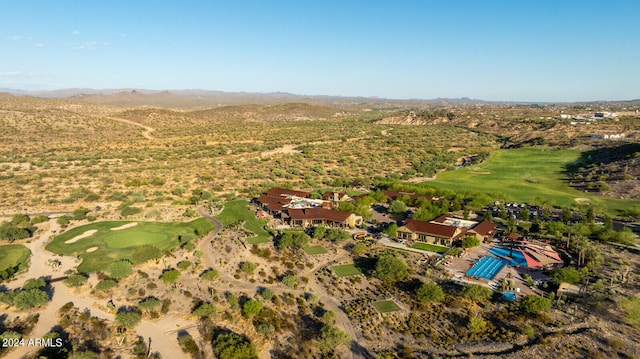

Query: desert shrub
left=416, top=281, right=444, bottom=303
left=177, top=260, right=192, bottom=270
left=95, top=279, right=118, bottom=292
left=64, top=274, right=88, bottom=287
left=201, top=269, right=220, bottom=281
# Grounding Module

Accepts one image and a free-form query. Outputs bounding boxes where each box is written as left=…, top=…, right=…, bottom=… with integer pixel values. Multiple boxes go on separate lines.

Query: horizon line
left=1, top=87, right=639, bottom=104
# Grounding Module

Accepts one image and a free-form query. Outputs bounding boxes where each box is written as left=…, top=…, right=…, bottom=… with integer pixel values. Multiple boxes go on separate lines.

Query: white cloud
left=120, top=33, right=128, bottom=37
left=0, top=72, right=42, bottom=77
left=35, top=43, right=44, bottom=47
left=72, top=30, right=80, bottom=35
left=72, top=40, right=99, bottom=50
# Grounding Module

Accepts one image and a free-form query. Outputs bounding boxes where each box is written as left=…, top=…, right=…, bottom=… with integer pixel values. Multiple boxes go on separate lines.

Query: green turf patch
left=428, top=147, right=640, bottom=216
left=411, top=242, right=449, bottom=253
left=304, top=245, right=328, bottom=255
left=46, top=218, right=214, bottom=273
left=0, top=244, right=31, bottom=277
left=331, top=264, right=362, bottom=277
left=373, top=300, right=401, bottom=313
left=215, top=200, right=271, bottom=244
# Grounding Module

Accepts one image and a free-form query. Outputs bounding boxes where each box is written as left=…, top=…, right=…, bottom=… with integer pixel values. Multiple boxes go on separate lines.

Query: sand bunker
left=65, top=229, right=98, bottom=244
left=86, top=247, right=98, bottom=253
left=110, top=222, right=138, bottom=231
left=575, top=198, right=591, bottom=204
left=470, top=171, right=491, bottom=175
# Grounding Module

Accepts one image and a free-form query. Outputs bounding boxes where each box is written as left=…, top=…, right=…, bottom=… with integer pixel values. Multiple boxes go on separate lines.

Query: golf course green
left=428, top=147, right=639, bottom=215
left=46, top=218, right=214, bottom=272
left=215, top=200, right=271, bottom=244
left=0, top=244, right=31, bottom=279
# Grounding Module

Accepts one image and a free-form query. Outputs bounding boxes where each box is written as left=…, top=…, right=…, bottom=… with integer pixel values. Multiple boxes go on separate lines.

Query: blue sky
left=1, top=0, right=638, bottom=101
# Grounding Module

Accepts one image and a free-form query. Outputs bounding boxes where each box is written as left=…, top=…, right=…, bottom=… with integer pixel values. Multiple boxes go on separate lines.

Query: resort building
left=288, top=208, right=362, bottom=228
left=397, top=219, right=464, bottom=246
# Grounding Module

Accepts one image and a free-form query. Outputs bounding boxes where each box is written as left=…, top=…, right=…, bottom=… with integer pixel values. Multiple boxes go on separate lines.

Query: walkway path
left=107, top=116, right=155, bottom=140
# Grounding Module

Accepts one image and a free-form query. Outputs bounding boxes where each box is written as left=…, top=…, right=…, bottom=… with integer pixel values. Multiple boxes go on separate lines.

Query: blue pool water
left=465, top=256, right=506, bottom=280
left=489, top=247, right=528, bottom=267
left=502, top=292, right=517, bottom=301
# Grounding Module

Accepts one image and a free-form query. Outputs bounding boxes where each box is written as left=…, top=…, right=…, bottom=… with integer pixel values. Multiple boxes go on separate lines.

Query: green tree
left=416, top=281, right=444, bottom=303
left=259, top=288, right=275, bottom=301
left=375, top=254, right=408, bottom=283
left=467, top=315, right=487, bottom=334
left=241, top=262, right=257, bottom=275
left=388, top=200, right=407, bottom=216
left=462, top=284, right=492, bottom=303
left=277, top=231, right=310, bottom=250
left=64, top=274, right=88, bottom=287
left=160, top=269, right=181, bottom=284
left=138, top=297, right=162, bottom=311
left=115, top=307, right=142, bottom=328
left=317, top=324, right=350, bottom=351
left=352, top=243, right=367, bottom=256
left=325, top=228, right=350, bottom=242
left=282, top=275, right=299, bottom=288
left=192, top=302, right=217, bottom=317
left=384, top=222, right=398, bottom=237
left=462, top=236, right=480, bottom=248
left=13, top=288, right=49, bottom=309
left=107, top=260, right=133, bottom=280
left=242, top=299, right=263, bottom=317
left=550, top=267, right=583, bottom=285
left=520, top=207, right=530, bottom=221
left=547, top=221, right=565, bottom=241
left=94, top=279, right=117, bottom=291
left=212, top=332, right=258, bottom=359
left=312, top=225, right=327, bottom=239
left=201, top=269, right=220, bottom=281
left=72, top=207, right=90, bottom=220
left=22, top=277, right=46, bottom=290
left=520, top=295, right=552, bottom=314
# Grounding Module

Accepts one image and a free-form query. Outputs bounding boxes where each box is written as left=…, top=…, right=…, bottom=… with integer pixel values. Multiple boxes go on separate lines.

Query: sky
left=1, top=0, right=639, bottom=101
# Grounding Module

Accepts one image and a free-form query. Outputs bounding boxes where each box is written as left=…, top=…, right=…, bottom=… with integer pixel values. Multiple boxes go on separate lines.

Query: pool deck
left=445, top=241, right=546, bottom=297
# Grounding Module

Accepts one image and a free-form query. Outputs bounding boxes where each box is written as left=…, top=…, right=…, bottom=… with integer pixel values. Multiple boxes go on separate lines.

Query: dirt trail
left=3, top=219, right=190, bottom=359
left=106, top=116, right=155, bottom=139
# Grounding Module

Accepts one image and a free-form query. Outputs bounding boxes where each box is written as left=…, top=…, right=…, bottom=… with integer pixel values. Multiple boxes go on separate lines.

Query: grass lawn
left=304, top=245, right=328, bottom=255
left=0, top=244, right=31, bottom=274
left=215, top=200, right=271, bottom=244
left=428, top=147, right=640, bottom=216
left=331, top=264, right=362, bottom=277
left=46, top=218, right=214, bottom=273
left=373, top=300, right=401, bottom=313
left=411, top=242, right=449, bottom=253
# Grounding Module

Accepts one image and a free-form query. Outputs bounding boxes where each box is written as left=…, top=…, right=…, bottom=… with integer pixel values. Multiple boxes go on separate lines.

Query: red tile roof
left=256, top=194, right=291, bottom=212
left=288, top=208, right=351, bottom=222
left=267, top=187, right=310, bottom=198
left=402, top=219, right=460, bottom=239
left=471, top=219, right=497, bottom=236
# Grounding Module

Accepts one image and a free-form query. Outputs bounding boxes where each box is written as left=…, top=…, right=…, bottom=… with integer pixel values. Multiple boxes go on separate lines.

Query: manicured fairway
left=331, top=264, right=362, bottom=277
left=373, top=300, right=401, bottom=313
left=0, top=244, right=31, bottom=274
left=215, top=200, right=271, bottom=244
left=411, top=242, right=449, bottom=253
left=304, top=245, right=328, bottom=255
left=428, top=147, right=640, bottom=215
left=46, top=218, right=214, bottom=273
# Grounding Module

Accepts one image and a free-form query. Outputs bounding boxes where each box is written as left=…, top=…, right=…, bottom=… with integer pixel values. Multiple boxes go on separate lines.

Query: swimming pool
left=489, top=246, right=529, bottom=267
left=502, top=292, right=517, bottom=301
left=465, top=256, right=506, bottom=280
